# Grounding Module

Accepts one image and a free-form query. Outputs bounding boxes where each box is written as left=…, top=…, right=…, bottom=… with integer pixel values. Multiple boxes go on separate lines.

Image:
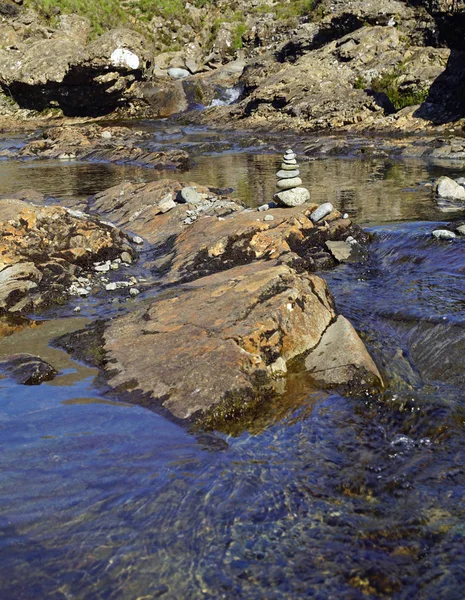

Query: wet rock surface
left=0, top=198, right=134, bottom=315
left=1, top=124, right=189, bottom=170
left=0, top=353, right=58, bottom=385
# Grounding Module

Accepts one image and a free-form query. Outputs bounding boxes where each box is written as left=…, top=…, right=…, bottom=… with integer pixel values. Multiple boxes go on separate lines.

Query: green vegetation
left=233, top=22, right=247, bottom=50
left=354, top=75, right=367, bottom=90
left=25, top=0, right=127, bottom=36
left=251, top=0, right=314, bottom=20
left=371, top=65, right=429, bottom=110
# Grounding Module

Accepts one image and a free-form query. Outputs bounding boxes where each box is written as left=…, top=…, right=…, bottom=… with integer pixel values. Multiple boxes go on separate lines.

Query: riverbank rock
left=6, top=125, right=189, bottom=170
left=0, top=22, right=150, bottom=116
left=0, top=199, right=134, bottom=315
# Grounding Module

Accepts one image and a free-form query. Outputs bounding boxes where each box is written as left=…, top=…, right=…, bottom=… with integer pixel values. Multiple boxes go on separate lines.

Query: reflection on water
left=2, top=146, right=465, bottom=598
left=1, top=154, right=465, bottom=223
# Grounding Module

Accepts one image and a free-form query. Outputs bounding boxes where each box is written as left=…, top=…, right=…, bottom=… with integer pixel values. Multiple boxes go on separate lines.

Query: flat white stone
left=283, top=153, right=296, bottom=160
left=282, top=158, right=297, bottom=165
left=276, top=169, right=300, bottom=179
left=168, top=67, right=190, bottom=79
left=280, top=163, right=298, bottom=170
left=277, top=177, right=302, bottom=190
left=110, top=47, right=140, bottom=70
left=274, top=187, right=310, bottom=207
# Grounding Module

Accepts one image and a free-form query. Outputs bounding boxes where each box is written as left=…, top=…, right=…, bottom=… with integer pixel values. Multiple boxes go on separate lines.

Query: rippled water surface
left=1, top=127, right=465, bottom=599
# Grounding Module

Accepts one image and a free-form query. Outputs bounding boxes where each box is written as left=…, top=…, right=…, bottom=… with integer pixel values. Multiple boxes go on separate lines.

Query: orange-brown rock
left=103, top=260, right=336, bottom=420
left=0, top=199, right=133, bottom=315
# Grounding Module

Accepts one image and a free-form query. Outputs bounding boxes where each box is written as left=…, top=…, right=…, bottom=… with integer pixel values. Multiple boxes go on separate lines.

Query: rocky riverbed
left=0, top=166, right=383, bottom=426
left=1, top=126, right=465, bottom=598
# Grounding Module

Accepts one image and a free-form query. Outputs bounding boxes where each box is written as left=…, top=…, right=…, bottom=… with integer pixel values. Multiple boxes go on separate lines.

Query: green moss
left=371, top=65, right=429, bottom=110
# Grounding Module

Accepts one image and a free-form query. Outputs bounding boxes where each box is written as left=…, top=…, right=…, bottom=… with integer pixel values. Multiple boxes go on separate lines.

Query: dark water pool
left=1, top=131, right=465, bottom=599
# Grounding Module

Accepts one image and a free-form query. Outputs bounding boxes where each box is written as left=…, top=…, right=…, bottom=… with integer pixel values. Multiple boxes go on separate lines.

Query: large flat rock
left=103, top=261, right=336, bottom=420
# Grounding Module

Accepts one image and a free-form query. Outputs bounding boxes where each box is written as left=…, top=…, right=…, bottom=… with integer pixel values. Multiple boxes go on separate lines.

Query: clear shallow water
left=2, top=132, right=465, bottom=598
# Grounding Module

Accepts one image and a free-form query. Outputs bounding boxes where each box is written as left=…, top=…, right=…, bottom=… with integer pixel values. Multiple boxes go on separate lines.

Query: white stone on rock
left=274, top=187, right=310, bottom=207
left=131, top=235, right=144, bottom=245
left=280, top=162, right=298, bottom=170
left=432, top=229, right=456, bottom=240
left=110, top=47, right=140, bottom=70
left=283, top=153, right=296, bottom=160
left=276, top=169, right=300, bottom=179
left=168, top=67, right=190, bottom=80
left=264, top=214, right=274, bottom=221
left=285, top=149, right=294, bottom=155
left=434, top=176, right=465, bottom=201
left=277, top=177, right=302, bottom=190
left=310, top=202, right=333, bottom=223
left=179, top=186, right=202, bottom=204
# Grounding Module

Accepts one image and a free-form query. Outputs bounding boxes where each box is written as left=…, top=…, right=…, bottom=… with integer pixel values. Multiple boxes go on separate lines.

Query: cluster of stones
left=274, top=149, right=310, bottom=207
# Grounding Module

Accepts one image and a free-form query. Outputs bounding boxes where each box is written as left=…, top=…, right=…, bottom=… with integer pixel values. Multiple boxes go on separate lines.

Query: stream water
left=1, top=127, right=465, bottom=599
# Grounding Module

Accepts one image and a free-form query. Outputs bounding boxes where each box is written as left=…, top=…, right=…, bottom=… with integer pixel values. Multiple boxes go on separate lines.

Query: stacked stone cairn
left=274, top=149, right=310, bottom=207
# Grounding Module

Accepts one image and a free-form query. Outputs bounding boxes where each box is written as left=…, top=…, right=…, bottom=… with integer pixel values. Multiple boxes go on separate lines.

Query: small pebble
left=258, top=204, right=270, bottom=212
left=110, top=262, right=119, bottom=270
left=94, top=264, right=110, bottom=273
left=131, top=235, right=144, bottom=245
left=121, top=251, right=132, bottom=264
left=129, top=288, right=140, bottom=297
left=264, top=214, right=275, bottom=221
left=73, top=306, right=81, bottom=313
left=76, top=287, right=90, bottom=296
left=343, top=213, right=349, bottom=219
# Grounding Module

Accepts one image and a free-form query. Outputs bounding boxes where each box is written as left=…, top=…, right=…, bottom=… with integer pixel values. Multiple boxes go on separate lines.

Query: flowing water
left=1, top=127, right=465, bottom=599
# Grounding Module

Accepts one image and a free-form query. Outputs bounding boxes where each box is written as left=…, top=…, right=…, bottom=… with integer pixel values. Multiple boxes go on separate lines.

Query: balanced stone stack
left=274, top=149, right=310, bottom=207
